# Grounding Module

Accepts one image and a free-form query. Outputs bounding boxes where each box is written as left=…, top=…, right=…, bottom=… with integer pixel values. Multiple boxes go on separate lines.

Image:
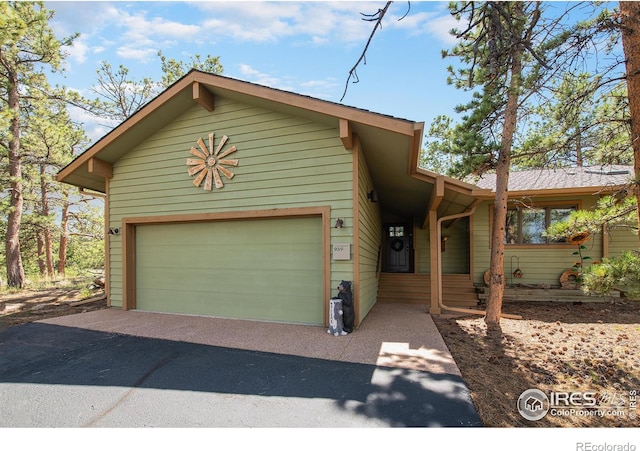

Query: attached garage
left=57, top=71, right=430, bottom=327
left=133, top=216, right=325, bottom=324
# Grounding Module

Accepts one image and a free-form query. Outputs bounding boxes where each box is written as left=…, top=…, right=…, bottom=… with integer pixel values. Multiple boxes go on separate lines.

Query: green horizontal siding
left=440, top=218, right=470, bottom=274
left=357, top=147, right=382, bottom=320
left=473, top=196, right=605, bottom=286
left=107, top=96, right=353, bottom=309
left=415, top=227, right=430, bottom=273
left=607, top=226, right=639, bottom=258
left=415, top=219, right=469, bottom=274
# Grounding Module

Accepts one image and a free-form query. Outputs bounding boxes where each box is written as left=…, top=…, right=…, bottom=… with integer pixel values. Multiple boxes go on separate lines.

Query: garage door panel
left=135, top=217, right=323, bottom=324
left=137, top=267, right=319, bottom=294
left=136, top=244, right=321, bottom=271
left=137, top=254, right=322, bottom=282
left=134, top=288, right=321, bottom=323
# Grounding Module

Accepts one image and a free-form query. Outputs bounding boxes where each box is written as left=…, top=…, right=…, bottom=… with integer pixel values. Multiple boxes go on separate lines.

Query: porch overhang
left=356, top=118, right=491, bottom=223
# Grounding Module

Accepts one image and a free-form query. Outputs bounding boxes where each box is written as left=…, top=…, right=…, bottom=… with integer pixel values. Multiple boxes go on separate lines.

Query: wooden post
left=429, top=209, right=441, bottom=314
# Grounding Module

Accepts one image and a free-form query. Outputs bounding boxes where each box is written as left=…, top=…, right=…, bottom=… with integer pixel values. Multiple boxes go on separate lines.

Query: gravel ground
left=433, top=300, right=640, bottom=427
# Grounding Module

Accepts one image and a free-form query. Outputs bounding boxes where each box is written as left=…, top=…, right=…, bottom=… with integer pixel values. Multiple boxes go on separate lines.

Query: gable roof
left=467, top=165, right=634, bottom=196
left=57, top=70, right=487, bottom=219
left=57, top=70, right=418, bottom=191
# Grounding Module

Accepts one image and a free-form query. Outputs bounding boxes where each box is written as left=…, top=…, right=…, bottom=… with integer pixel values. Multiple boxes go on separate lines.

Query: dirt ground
left=2, top=285, right=639, bottom=427
left=0, top=285, right=107, bottom=333
left=433, top=299, right=640, bottom=427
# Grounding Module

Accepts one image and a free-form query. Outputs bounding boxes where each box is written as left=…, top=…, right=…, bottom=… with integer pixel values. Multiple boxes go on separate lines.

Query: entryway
left=383, top=223, right=413, bottom=273
left=377, top=273, right=478, bottom=307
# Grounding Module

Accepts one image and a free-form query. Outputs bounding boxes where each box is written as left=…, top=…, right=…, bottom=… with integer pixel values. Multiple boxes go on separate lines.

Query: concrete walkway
left=39, top=303, right=462, bottom=374
left=0, top=303, right=482, bottom=427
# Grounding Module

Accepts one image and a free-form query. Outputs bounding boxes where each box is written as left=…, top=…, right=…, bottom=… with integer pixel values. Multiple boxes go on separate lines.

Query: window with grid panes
left=505, top=204, right=576, bottom=245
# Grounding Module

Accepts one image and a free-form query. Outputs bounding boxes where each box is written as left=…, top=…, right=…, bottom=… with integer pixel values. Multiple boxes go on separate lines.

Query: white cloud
left=51, top=1, right=456, bottom=67
left=424, top=12, right=463, bottom=46
left=65, top=35, right=89, bottom=64
left=237, top=64, right=285, bottom=88
left=197, top=1, right=382, bottom=44
left=66, top=104, right=113, bottom=144
left=299, top=78, right=340, bottom=99
left=50, top=2, right=204, bottom=64
left=385, top=6, right=461, bottom=46
left=46, top=1, right=461, bottom=120
left=116, top=9, right=200, bottom=44
left=48, top=2, right=114, bottom=65
left=116, top=46, right=158, bottom=62
left=311, top=36, right=329, bottom=45
left=149, top=19, right=200, bottom=40
left=236, top=64, right=338, bottom=101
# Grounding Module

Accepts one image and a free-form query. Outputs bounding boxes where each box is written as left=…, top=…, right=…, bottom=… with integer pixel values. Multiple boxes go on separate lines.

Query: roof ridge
left=189, top=69, right=416, bottom=124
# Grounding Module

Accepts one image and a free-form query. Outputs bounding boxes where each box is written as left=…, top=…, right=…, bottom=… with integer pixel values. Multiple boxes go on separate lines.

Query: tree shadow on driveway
left=0, top=322, right=482, bottom=427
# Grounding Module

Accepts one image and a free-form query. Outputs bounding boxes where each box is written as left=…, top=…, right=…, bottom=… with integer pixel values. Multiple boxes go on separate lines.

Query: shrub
left=582, top=251, right=640, bottom=298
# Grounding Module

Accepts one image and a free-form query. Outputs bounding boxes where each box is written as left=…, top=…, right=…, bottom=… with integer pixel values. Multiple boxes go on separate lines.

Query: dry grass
left=0, top=285, right=107, bottom=333
left=433, top=300, right=640, bottom=427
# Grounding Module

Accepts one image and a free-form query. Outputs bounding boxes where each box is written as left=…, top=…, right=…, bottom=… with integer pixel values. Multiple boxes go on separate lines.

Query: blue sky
left=45, top=1, right=467, bottom=142
left=45, top=1, right=617, bottom=146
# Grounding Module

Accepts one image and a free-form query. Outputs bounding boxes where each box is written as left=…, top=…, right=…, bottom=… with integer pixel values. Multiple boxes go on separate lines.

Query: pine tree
left=0, top=1, right=77, bottom=287
left=619, top=2, right=640, bottom=237
left=441, top=1, right=602, bottom=325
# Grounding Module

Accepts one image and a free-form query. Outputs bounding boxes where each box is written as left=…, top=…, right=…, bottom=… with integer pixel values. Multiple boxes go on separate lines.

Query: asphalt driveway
left=0, top=304, right=482, bottom=427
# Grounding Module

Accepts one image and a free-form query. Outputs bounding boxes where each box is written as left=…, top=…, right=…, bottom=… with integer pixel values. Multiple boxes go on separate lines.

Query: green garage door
left=135, top=217, right=323, bottom=324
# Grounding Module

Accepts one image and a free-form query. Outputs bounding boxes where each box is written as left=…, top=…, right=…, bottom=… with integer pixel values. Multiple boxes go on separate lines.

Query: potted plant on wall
left=559, top=232, right=592, bottom=289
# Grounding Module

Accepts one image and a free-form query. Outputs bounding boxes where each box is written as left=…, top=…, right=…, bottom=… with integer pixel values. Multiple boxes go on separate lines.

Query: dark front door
left=384, top=224, right=412, bottom=273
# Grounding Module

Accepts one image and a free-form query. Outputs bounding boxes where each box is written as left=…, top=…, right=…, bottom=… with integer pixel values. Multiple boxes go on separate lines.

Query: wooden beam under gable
left=88, top=157, right=113, bottom=179
left=192, top=82, right=214, bottom=112
left=422, top=176, right=445, bottom=229
left=340, top=118, right=353, bottom=150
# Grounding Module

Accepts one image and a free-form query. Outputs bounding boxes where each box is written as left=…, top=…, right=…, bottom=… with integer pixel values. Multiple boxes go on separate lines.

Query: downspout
left=436, top=206, right=521, bottom=320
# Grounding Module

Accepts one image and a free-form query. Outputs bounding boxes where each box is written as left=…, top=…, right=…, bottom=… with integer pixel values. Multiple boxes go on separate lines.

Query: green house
left=57, top=71, right=638, bottom=326
left=470, top=166, right=638, bottom=292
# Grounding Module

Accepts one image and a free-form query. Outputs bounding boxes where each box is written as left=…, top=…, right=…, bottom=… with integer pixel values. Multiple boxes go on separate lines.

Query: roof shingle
left=467, top=165, right=634, bottom=192
left=465, top=165, right=633, bottom=191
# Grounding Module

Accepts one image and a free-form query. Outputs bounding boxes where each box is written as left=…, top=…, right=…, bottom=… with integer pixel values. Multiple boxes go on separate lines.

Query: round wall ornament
left=391, top=237, right=405, bottom=252
left=186, top=132, right=238, bottom=190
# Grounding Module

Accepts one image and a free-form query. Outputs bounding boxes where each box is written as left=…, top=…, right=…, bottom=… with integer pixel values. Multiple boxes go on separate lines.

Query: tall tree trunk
left=485, top=32, right=524, bottom=327
left=620, top=1, right=640, bottom=238
left=44, top=225, right=54, bottom=277
left=57, top=192, right=70, bottom=276
left=37, top=232, right=46, bottom=276
left=5, top=70, right=25, bottom=288
left=40, top=163, right=54, bottom=277
left=575, top=125, right=583, bottom=167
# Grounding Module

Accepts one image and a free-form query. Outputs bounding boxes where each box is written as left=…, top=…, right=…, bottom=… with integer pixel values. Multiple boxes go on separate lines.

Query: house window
left=388, top=226, right=405, bottom=237
left=505, top=204, right=577, bottom=245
